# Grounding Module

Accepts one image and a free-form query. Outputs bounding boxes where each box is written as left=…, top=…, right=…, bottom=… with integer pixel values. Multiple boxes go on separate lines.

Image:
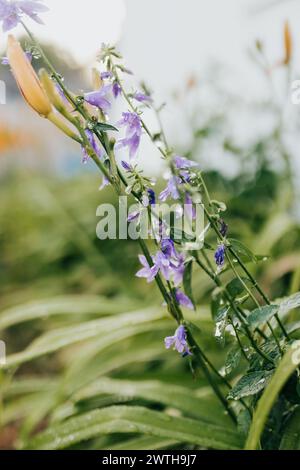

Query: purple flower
left=99, top=175, right=110, bottom=191
left=185, top=193, right=196, bottom=220
left=121, top=160, right=133, bottom=172
left=1, top=56, right=9, bottom=65
left=136, top=255, right=159, bottom=283
left=173, top=155, right=198, bottom=170
left=84, top=85, right=111, bottom=113
left=116, top=112, right=142, bottom=159
left=147, top=188, right=156, bottom=205
left=0, top=0, right=48, bottom=32
left=159, top=176, right=181, bottom=202
left=215, top=243, right=226, bottom=267
left=81, top=129, right=103, bottom=164
left=55, top=83, right=68, bottom=103
left=219, top=219, right=228, bottom=237
left=100, top=71, right=113, bottom=80
left=112, top=81, right=122, bottom=98
left=164, top=325, right=192, bottom=357
left=133, top=91, right=152, bottom=104
left=127, top=210, right=140, bottom=222
left=175, top=289, right=194, bottom=310
left=152, top=239, right=186, bottom=286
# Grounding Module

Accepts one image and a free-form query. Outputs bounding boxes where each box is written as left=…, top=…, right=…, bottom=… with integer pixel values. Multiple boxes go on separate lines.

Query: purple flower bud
left=133, top=91, right=153, bottom=104
left=121, top=160, right=132, bottom=172
left=215, top=243, right=226, bottom=267
left=112, top=81, right=122, bottom=98
left=147, top=188, right=156, bottom=205
left=219, top=219, right=228, bottom=237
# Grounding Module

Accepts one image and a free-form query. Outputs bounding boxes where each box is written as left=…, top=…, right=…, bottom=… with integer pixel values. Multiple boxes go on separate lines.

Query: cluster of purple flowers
left=116, top=112, right=142, bottom=159
left=0, top=0, right=48, bottom=31
left=136, top=238, right=187, bottom=289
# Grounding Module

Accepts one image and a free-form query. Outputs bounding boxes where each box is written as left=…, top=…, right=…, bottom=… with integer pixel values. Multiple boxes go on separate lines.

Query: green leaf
left=228, top=238, right=257, bottom=263
left=246, top=343, right=300, bottom=449
left=74, top=377, right=230, bottom=425
left=108, top=436, right=180, bottom=451
left=278, top=291, right=300, bottom=317
left=95, top=122, right=118, bottom=132
left=226, top=278, right=247, bottom=298
left=228, top=370, right=274, bottom=400
left=280, top=407, right=300, bottom=450
left=26, top=406, right=243, bottom=450
left=183, top=261, right=195, bottom=309
left=247, top=305, right=279, bottom=329
left=225, top=346, right=242, bottom=376
left=1, top=308, right=167, bottom=368
left=214, top=307, right=229, bottom=345
left=0, top=296, right=136, bottom=330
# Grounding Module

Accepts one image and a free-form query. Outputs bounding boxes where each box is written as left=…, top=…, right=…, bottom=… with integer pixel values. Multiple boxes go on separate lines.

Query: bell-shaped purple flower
left=0, top=0, right=48, bottom=32
left=136, top=255, right=159, bottom=283
left=81, top=129, right=103, bottom=164
left=84, top=85, right=112, bottom=113
left=116, top=112, right=142, bottom=159
left=164, top=325, right=192, bottom=357
left=159, top=176, right=181, bottom=202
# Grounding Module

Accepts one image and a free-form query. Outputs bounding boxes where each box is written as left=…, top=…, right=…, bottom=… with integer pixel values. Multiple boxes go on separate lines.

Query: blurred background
left=0, top=0, right=300, bottom=450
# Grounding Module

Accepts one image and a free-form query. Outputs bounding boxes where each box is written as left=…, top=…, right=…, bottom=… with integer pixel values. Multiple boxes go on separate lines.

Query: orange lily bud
left=283, top=21, right=292, bottom=65
left=7, top=35, right=52, bottom=117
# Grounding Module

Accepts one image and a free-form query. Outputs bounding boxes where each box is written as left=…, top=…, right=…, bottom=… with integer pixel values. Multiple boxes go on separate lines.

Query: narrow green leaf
left=108, top=436, right=180, bottom=451
left=0, top=296, right=136, bottom=330
left=26, top=406, right=243, bottom=450
left=1, top=308, right=166, bottom=368
left=74, top=377, right=230, bottom=425
left=245, top=342, right=300, bottom=449
left=95, top=122, right=118, bottom=132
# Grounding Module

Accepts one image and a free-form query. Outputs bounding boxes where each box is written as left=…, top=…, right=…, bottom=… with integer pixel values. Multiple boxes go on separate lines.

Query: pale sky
left=1, top=0, right=300, bottom=178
